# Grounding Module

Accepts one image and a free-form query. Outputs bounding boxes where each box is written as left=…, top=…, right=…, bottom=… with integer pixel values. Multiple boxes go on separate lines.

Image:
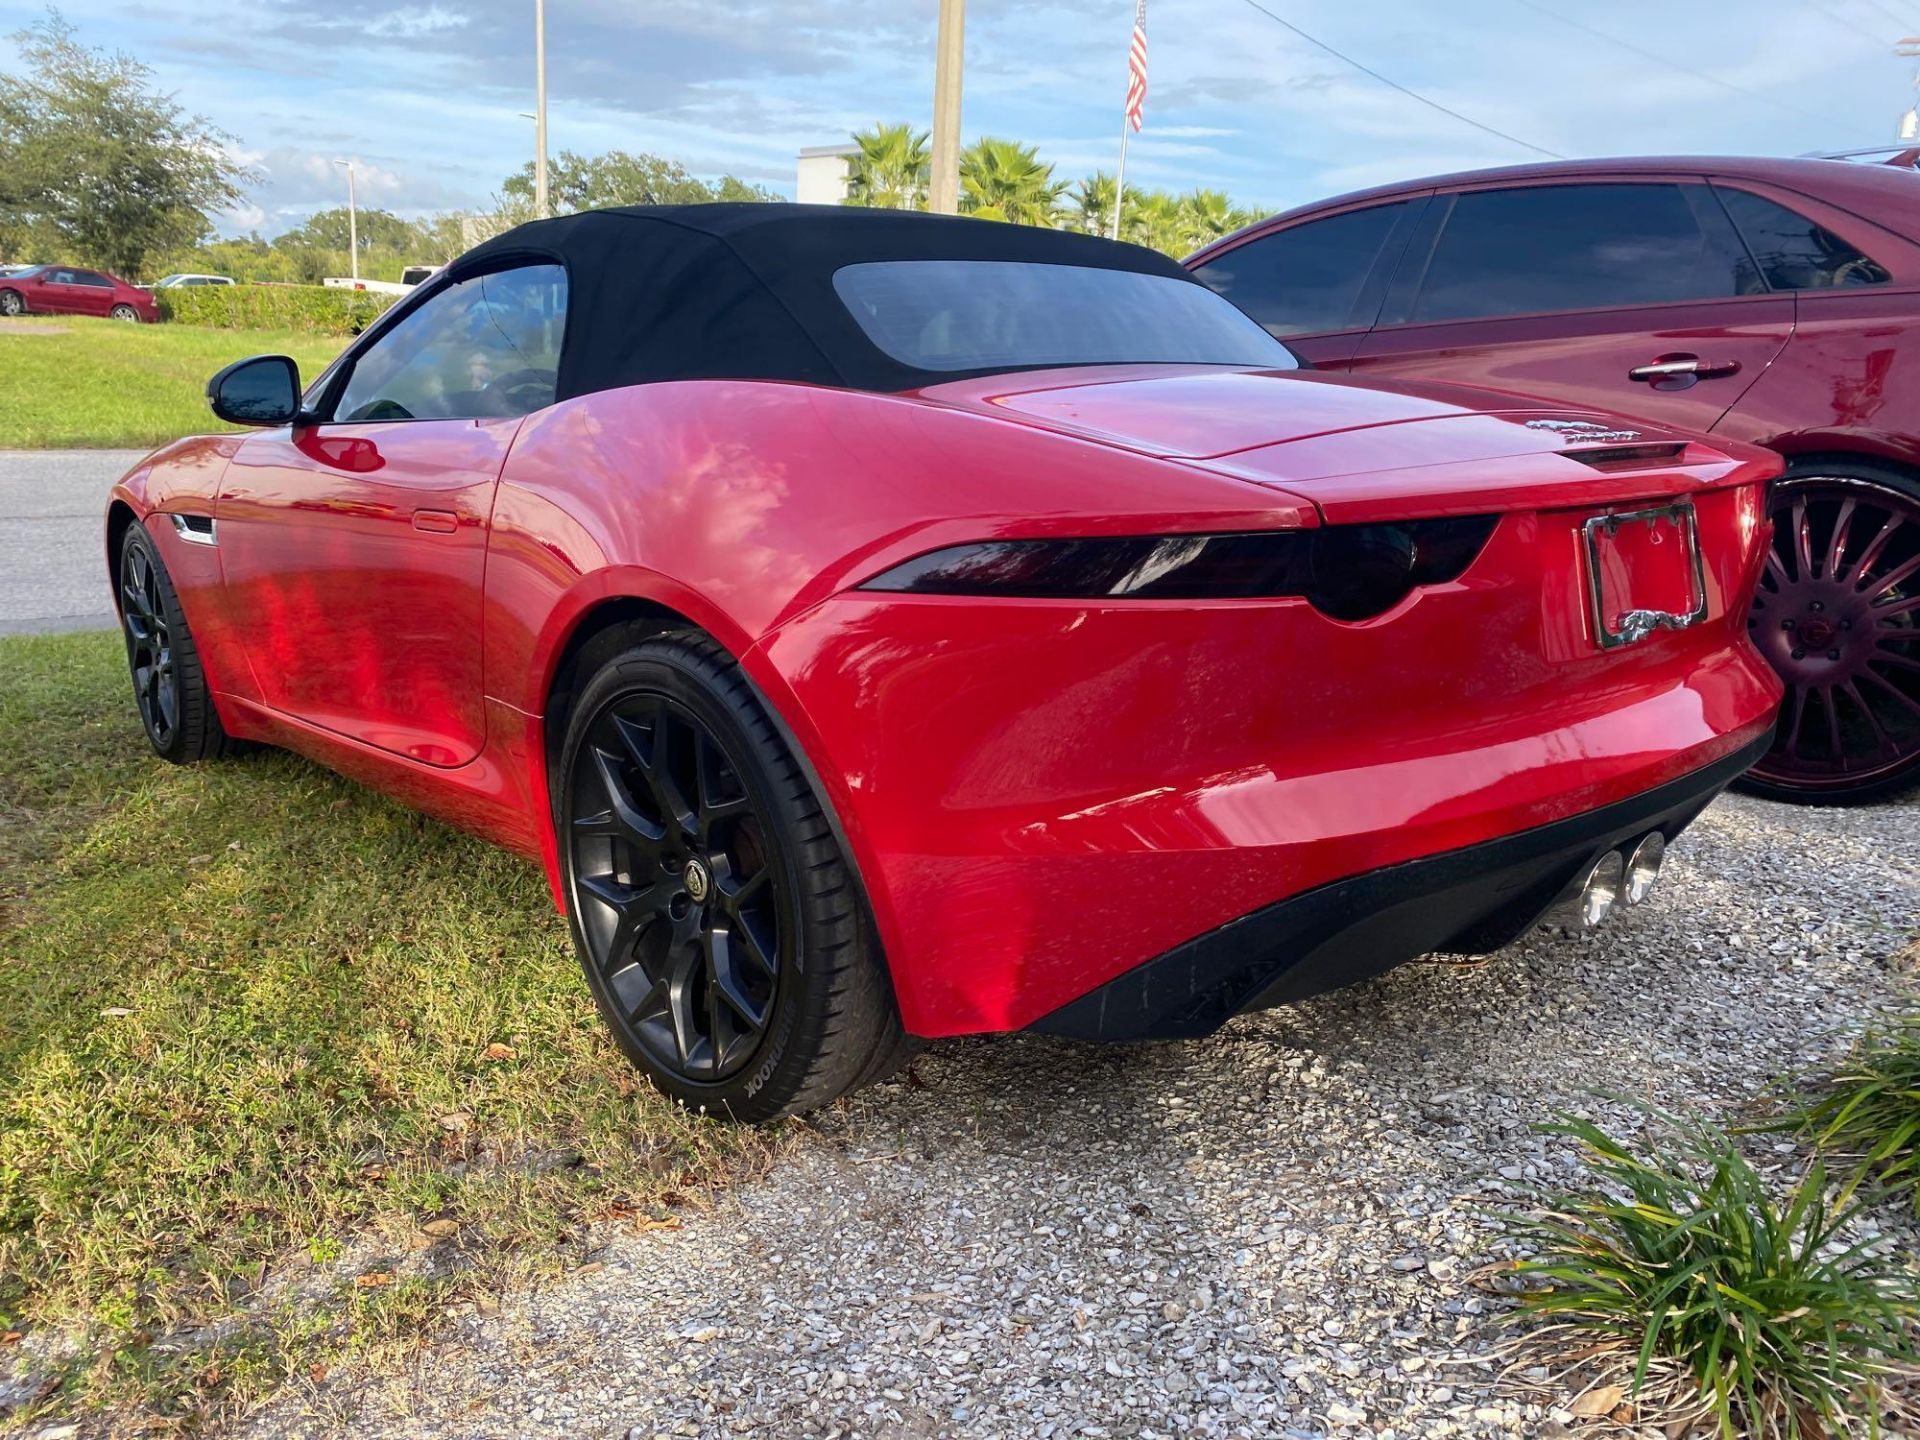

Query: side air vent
left=170, top=513, right=218, bottom=546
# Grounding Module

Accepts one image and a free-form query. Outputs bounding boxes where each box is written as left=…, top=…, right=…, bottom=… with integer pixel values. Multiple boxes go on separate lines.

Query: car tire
left=109, top=303, right=140, bottom=322
left=556, top=631, right=907, bottom=1122
left=118, top=520, right=236, bottom=763
left=1736, top=457, right=1920, bottom=805
left=0, top=288, right=24, bottom=316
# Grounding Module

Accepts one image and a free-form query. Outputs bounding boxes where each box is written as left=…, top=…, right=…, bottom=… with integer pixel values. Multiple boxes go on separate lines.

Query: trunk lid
left=922, top=364, right=1769, bottom=522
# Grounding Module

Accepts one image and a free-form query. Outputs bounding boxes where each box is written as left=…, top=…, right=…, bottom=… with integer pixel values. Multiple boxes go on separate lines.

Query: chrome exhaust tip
left=1623, top=832, right=1665, bottom=906
left=1548, top=849, right=1626, bottom=930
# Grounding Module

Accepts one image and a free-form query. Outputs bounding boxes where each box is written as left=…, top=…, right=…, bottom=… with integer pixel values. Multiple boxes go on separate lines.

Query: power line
left=1511, top=0, right=1853, bottom=132
left=1853, top=0, right=1920, bottom=36
left=1805, top=0, right=1906, bottom=47
left=1228, top=0, right=1565, bottom=159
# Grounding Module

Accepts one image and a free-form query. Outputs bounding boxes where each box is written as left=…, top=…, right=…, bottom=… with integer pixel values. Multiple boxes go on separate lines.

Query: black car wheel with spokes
left=558, top=631, right=906, bottom=1121
left=1739, top=461, right=1920, bottom=804
left=0, top=289, right=24, bottom=317
left=118, top=520, right=235, bottom=763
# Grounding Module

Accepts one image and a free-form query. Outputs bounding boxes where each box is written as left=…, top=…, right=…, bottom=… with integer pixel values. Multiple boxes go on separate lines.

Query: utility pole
left=1901, top=37, right=1920, bottom=142
left=534, top=0, right=551, bottom=218
left=334, top=160, right=359, bottom=283
left=928, top=0, right=965, bottom=214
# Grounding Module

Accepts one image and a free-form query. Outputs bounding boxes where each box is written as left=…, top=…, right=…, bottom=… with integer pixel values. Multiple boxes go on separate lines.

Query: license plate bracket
left=1582, top=500, right=1708, bottom=650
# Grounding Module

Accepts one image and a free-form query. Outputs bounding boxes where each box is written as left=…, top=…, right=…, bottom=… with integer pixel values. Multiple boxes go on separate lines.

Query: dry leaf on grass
left=354, top=1271, right=393, bottom=1289
left=1569, top=1384, right=1626, bottom=1417
left=436, top=1111, right=471, bottom=1132
left=482, top=1042, right=516, bottom=1062
left=421, top=1218, right=460, bottom=1238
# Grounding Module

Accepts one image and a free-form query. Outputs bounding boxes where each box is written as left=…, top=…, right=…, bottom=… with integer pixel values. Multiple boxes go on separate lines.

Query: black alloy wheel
left=117, top=521, right=235, bottom=763
left=558, top=632, right=906, bottom=1121
left=570, top=690, right=785, bottom=1083
left=0, top=289, right=24, bottom=316
left=121, top=535, right=177, bottom=748
left=1739, top=461, right=1920, bottom=804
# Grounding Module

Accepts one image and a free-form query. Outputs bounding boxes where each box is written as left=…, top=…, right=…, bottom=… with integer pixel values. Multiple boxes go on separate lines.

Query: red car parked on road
left=1190, top=157, right=1920, bottom=802
left=107, top=206, right=1780, bottom=1119
left=0, top=264, right=158, bottom=322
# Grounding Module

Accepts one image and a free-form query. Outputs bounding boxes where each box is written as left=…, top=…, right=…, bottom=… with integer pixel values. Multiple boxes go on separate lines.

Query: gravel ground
left=0, top=449, right=144, bottom=634
left=220, top=792, right=1916, bottom=1438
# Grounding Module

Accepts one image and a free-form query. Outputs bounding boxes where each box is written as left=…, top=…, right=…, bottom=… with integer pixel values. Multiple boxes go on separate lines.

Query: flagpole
left=1112, top=0, right=1144, bottom=241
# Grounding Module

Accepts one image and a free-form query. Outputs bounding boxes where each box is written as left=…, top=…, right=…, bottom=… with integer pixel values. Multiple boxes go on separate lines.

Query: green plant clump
left=1785, top=1009, right=1920, bottom=1213
left=1508, top=1115, right=1918, bottom=1439
left=155, top=283, right=397, bottom=335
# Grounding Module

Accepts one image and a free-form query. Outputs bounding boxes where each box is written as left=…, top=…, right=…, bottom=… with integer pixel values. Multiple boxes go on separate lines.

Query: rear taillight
left=860, top=517, right=1496, bottom=620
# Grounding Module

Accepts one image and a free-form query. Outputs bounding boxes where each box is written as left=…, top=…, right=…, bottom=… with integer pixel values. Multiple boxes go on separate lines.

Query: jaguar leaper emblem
left=1525, top=417, right=1643, bottom=444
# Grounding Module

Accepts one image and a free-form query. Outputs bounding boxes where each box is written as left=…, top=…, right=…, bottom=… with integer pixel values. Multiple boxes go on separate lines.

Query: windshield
left=3, top=265, right=43, bottom=278
left=832, top=260, right=1300, bottom=376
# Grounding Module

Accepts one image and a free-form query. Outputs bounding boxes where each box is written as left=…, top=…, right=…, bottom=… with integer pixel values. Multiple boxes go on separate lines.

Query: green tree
left=1179, top=188, right=1251, bottom=249
left=958, top=137, right=1066, bottom=227
left=844, top=123, right=930, bottom=210
left=498, top=149, right=780, bottom=218
left=277, top=206, right=423, bottom=254
left=0, top=12, right=250, bottom=276
left=1069, top=171, right=1119, bottom=236
left=1122, top=189, right=1188, bottom=254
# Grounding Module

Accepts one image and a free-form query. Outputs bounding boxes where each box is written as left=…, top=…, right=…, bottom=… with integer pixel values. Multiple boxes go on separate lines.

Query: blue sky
left=4, top=0, right=1918, bottom=236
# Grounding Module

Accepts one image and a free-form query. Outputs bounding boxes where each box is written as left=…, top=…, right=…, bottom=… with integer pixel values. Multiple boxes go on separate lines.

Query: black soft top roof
left=447, top=203, right=1204, bottom=398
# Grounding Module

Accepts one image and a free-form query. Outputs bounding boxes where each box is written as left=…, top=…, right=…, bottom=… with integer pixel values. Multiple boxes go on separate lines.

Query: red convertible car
left=1189, top=156, right=1920, bottom=802
left=108, top=206, right=1781, bottom=1119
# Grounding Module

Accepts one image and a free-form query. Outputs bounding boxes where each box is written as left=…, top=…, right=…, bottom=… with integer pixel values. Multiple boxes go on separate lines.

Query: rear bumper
left=1029, top=730, right=1770, bottom=1041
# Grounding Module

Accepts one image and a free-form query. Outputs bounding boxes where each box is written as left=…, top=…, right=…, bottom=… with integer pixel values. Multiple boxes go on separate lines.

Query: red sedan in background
left=107, top=205, right=1780, bottom=1119
left=1190, top=156, right=1920, bottom=803
left=0, top=264, right=159, bottom=322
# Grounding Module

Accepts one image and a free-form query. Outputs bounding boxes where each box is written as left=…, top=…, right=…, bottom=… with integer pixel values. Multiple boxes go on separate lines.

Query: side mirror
left=207, top=354, right=302, bottom=427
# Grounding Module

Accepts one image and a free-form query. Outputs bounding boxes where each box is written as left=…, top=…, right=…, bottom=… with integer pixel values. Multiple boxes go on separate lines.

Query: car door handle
left=1627, top=356, right=1742, bottom=383
left=412, top=509, right=459, bottom=534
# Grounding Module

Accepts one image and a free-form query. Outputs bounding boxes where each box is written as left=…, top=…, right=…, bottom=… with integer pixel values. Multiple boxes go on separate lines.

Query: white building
left=796, top=144, right=859, bottom=206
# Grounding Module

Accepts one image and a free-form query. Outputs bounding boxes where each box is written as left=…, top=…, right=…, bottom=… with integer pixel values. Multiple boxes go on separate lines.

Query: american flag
left=1124, top=0, right=1148, bottom=133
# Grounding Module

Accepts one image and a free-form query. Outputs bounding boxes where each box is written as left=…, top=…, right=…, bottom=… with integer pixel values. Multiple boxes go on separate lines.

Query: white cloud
left=366, top=5, right=470, bottom=38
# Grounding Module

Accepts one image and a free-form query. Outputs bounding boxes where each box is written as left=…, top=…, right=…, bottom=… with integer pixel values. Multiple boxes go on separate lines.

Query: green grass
left=0, top=631, right=765, bottom=1426
left=0, top=317, right=346, bottom=448
left=1782, top=1008, right=1920, bottom=1214
left=1503, top=1114, right=1919, bottom=1439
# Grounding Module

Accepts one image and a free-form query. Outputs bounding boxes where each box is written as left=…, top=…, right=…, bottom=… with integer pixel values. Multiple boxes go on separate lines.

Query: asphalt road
left=0, top=448, right=145, bottom=635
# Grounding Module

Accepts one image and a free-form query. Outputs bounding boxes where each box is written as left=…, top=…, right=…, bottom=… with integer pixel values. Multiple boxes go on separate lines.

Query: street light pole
left=1900, top=37, right=1920, bottom=143
left=928, top=0, right=965, bottom=214
left=534, top=0, right=550, bottom=218
left=334, top=160, right=359, bottom=283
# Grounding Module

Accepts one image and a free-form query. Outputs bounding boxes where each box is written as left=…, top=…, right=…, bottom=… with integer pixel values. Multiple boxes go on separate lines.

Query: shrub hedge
left=155, top=284, right=399, bottom=335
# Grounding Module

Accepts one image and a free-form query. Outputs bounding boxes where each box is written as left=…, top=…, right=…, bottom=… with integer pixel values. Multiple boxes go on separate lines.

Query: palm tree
left=1070, top=172, right=1118, bottom=236
left=1123, top=190, right=1189, bottom=255
left=845, top=123, right=930, bottom=210
left=1180, top=189, right=1246, bottom=249
left=959, top=138, right=1068, bottom=227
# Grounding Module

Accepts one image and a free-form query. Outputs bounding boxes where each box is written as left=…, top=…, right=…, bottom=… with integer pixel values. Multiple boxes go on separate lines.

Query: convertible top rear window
left=832, top=260, right=1298, bottom=374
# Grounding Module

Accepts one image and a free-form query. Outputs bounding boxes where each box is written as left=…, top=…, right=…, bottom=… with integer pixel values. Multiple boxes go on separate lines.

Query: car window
left=74, top=271, right=113, bottom=287
left=1410, top=183, right=1748, bottom=323
left=1193, top=202, right=1410, bottom=337
left=49, top=269, right=76, bottom=284
left=331, top=264, right=569, bottom=423
left=832, top=260, right=1298, bottom=374
left=1714, top=186, right=1890, bottom=289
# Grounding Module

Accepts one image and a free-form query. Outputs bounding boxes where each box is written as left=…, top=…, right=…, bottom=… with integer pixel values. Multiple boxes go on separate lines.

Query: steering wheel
left=1831, top=256, right=1880, bottom=287
left=483, top=367, right=559, bottom=414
